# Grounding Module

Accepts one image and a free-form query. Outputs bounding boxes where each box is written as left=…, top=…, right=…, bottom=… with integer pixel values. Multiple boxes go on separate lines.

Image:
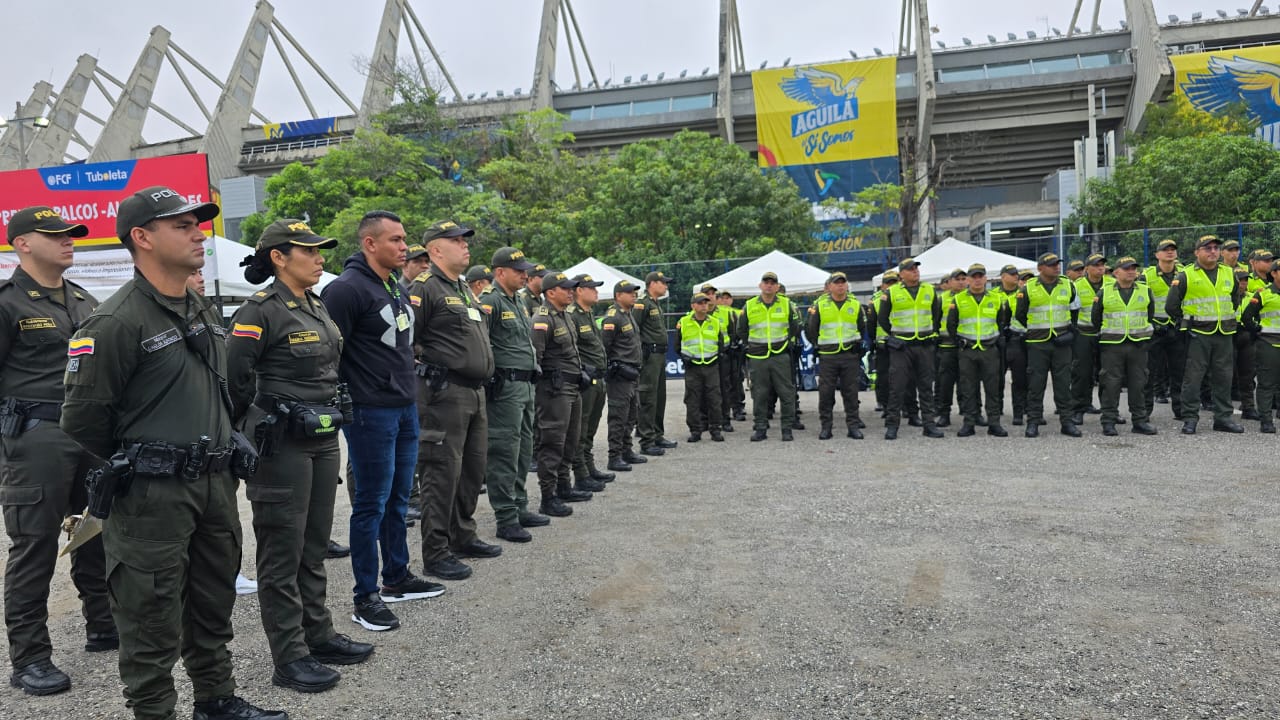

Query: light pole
left=0, top=101, right=52, bottom=169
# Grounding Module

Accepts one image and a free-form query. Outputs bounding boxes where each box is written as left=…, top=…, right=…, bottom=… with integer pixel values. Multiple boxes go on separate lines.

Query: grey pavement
left=2, top=380, right=1279, bottom=719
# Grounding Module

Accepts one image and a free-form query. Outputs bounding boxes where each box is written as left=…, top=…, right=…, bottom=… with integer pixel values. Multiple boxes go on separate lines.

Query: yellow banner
left=753, top=57, right=898, bottom=168
left=1172, top=45, right=1280, bottom=124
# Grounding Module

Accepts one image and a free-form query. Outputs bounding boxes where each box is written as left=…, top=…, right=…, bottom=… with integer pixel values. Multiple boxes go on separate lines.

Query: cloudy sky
left=0, top=0, right=1233, bottom=151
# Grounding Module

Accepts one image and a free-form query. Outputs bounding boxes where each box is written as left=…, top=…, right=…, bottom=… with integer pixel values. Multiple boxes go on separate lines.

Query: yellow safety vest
left=953, top=290, right=1002, bottom=350
left=1073, top=276, right=1114, bottom=334
left=679, top=313, right=722, bottom=364
left=814, top=295, right=861, bottom=353
left=995, top=286, right=1025, bottom=334
left=1098, top=286, right=1153, bottom=344
left=1253, top=287, right=1280, bottom=347
left=887, top=284, right=938, bottom=341
left=1142, top=266, right=1176, bottom=325
left=1181, top=265, right=1237, bottom=335
left=744, top=296, right=792, bottom=358
left=1024, top=278, right=1073, bottom=343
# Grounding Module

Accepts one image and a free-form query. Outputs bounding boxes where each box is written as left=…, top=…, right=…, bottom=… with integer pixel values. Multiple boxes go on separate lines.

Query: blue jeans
left=342, top=404, right=418, bottom=600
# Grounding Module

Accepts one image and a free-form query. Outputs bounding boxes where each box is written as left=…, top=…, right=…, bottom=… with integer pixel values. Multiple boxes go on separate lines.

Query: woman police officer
left=227, top=219, right=373, bottom=693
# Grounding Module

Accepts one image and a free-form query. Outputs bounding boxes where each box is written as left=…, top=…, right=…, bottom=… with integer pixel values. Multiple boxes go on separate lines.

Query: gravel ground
left=3, top=381, right=1279, bottom=719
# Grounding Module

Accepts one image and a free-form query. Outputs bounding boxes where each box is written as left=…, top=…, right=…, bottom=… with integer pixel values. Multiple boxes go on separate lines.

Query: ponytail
left=240, top=247, right=275, bottom=284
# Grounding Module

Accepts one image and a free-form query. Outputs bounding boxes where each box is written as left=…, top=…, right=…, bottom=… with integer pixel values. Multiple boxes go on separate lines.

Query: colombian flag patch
left=231, top=323, right=263, bottom=340
left=67, top=338, right=95, bottom=356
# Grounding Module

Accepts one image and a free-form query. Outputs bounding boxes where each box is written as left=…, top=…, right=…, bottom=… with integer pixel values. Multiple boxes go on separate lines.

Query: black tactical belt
left=497, top=368, right=536, bottom=382
left=644, top=343, right=665, bottom=353
left=130, top=442, right=236, bottom=478
left=26, top=402, right=61, bottom=421
left=447, top=371, right=486, bottom=389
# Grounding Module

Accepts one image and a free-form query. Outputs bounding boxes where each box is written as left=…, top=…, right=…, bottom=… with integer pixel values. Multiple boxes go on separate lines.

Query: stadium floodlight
left=1192, top=11, right=1204, bottom=20
left=656, top=72, right=665, bottom=81
left=679, top=69, right=688, bottom=78
left=1238, top=8, right=1248, bottom=16
left=496, top=90, right=504, bottom=97
left=849, top=50, right=858, bottom=58
left=987, top=34, right=998, bottom=43
left=1262, top=6, right=1271, bottom=14
left=1027, top=30, right=1037, bottom=39
left=759, top=60, right=768, bottom=69
left=603, top=78, right=611, bottom=86
left=514, top=88, right=522, bottom=95
left=782, top=57, right=791, bottom=66
left=467, top=93, right=475, bottom=100
left=640, top=73, right=648, bottom=82
left=1218, top=9, right=1228, bottom=18
left=623, top=75, right=632, bottom=83
left=479, top=91, right=488, bottom=98
left=936, top=40, right=946, bottom=48
left=962, top=37, right=973, bottom=45
left=1007, top=32, right=1017, bottom=40
left=701, top=66, right=710, bottom=75
left=1052, top=27, right=1063, bottom=35
left=1120, top=20, right=1129, bottom=29
left=873, top=47, right=884, bottom=55
left=1168, top=14, right=1179, bottom=22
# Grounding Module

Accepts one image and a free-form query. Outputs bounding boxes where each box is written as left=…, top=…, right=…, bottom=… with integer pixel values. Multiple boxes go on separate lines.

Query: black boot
left=193, top=696, right=288, bottom=720
left=574, top=473, right=605, bottom=492
left=819, top=424, right=833, bottom=440
left=922, top=423, right=944, bottom=438
left=540, top=497, right=573, bottom=517
left=884, top=425, right=899, bottom=440
left=687, top=432, right=701, bottom=443
left=607, top=457, right=633, bottom=472
left=9, top=659, right=70, bottom=696
left=956, top=423, right=975, bottom=437
left=750, top=429, right=767, bottom=441
left=589, top=464, right=616, bottom=482
left=622, top=449, right=648, bottom=464
left=272, top=656, right=341, bottom=693
left=557, top=483, right=592, bottom=502
left=710, top=430, right=724, bottom=442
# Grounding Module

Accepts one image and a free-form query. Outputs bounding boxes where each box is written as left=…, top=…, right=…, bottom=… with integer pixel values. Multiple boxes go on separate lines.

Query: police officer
left=1091, top=256, right=1157, bottom=436
left=406, top=220, right=501, bottom=582
left=1248, top=249, right=1274, bottom=294
left=806, top=271, right=866, bottom=439
left=739, top=271, right=801, bottom=441
left=532, top=272, right=592, bottom=516
left=61, top=187, right=285, bottom=719
left=519, top=264, right=547, bottom=316
left=1071, top=253, right=1111, bottom=425
left=635, top=271, right=678, bottom=454
left=0, top=207, right=113, bottom=696
left=602, top=281, right=647, bottom=471
left=1144, top=239, right=1186, bottom=419
left=1231, top=265, right=1258, bottom=419
left=1015, top=252, right=1080, bottom=438
left=478, top=248, right=546, bottom=544
left=676, top=292, right=726, bottom=442
left=716, top=290, right=748, bottom=422
left=877, top=258, right=944, bottom=440
left=701, top=283, right=736, bottom=432
left=227, top=220, right=375, bottom=693
left=466, top=264, right=493, bottom=298
left=569, top=273, right=613, bottom=490
left=1241, top=259, right=1280, bottom=433
left=993, top=265, right=1028, bottom=425
left=869, top=269, right=908, bottom=418
left=1167, top=235, right=1244, bottom=434
left=947, top=263, right=1010, bottom=437
left=401, top=244, right=429, bottom=291
left=935, top=268, right=966, bottom=427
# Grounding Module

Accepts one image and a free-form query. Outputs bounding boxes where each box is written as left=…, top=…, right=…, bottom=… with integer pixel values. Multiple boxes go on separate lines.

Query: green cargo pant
left=606, top=375, right=639, bottom=461
left=817, top=350, right=861, bottom=429
left=959, top=346, right=1003, bottom=425
left=935, top=345, right=960, bottom=417
left=683, top=361, right=722, bottom=433
left=248, top=424, right=339, bottom=666
left=535, top=381, right=581, bottom=500
left=1, top=420, right=112, bottom=668
left=573, top=377, right=607, bottom=476
left=1025, top=339, right=1072, bottom=424
left=103, top=467, right=241, bottom=720
left=1181, top=331, right=1235, bottom=423
left=1255, top=340, right=1280, bottom=423
left=418, top=382, right=487, bottom=565
left=485, top=379, right=535, bottom=529
left=1099, top=341, right=1150, bottom=425
left=750, top=353, right=796, bottom=431
left=1072, top=332, right=1100, bottom=415
left=637, top=351, right=667, bottom=447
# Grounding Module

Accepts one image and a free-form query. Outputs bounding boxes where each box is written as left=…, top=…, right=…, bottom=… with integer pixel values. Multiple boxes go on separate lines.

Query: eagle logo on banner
left=1180, top=55, right=1280, bottom=124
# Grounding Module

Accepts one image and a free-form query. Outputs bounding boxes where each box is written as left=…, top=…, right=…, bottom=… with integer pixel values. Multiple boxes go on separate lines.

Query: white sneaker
left=235, top=573, right=259, bottom=595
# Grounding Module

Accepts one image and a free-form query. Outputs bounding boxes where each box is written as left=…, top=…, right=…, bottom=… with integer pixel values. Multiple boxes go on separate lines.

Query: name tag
left=501, top=311, right=516, bottom=320
left=19, top=317, right=56, bottom=331
left=467, top=308, right=482, bottom=322
left=396, top=312, right=410, bottom=331
left=141, top=328, right=183, bottom=353
left=288, top=331, right=321, bottom=344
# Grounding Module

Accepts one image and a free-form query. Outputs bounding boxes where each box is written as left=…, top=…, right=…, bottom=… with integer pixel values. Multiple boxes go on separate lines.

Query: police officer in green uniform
left=406, top=220, right=501, bottom=582
left=1167, top=235, right=1245, bottom=434
left=992, top=265, right=1028, bottom=425
left=227, top=220, right=375, bottom=694
left=739, top=271, right=801, bottom=441
left=466, top=264, right=493, bottom=298
left=519, top=265, right=547, bottom=317
left=0, top=207, right=114, bottom=696
left=61, top=187, right=285, bottom=720
left=478, top=248, right=546, bottom=544
left=877, top=258, right=944, bottom=440
left=947, top=263, right=1010, bottom=437
left=700, top=283, right=736, bottom=432
left=1015, top=252, right=1081, bottom=438
left=401, top=244, right=429, bottom=292
left=401, top=240, right=432, bottom=523
left=1071, top=253, right=1112, bottom=424
left=676, top=292, right=726, bottom=442
left=716, top=290, right=748, bottom=422
left=1241, top=260, right=1280, bottom=433
left=870, top=270, right=916, bottom=421
left=1233, top=249, right=1273, bottom=421
left=1144, top=239, right=1186, bottom=419
left=1091, top=256, right=1157, bottom=436
left=568, top=274, right=614, bottom=491
left=806, top=271, right=866, bottom=439
left=635, top=271, right=678, bottom=454
left=532, top=273, right=592, bottom=516
left=934, top=268, right=966, bottom=427
left=602, top=281, right=647, bottom=471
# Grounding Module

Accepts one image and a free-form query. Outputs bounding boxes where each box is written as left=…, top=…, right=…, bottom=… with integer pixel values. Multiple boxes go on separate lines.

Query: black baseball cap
left=571, top=273, right=604, bottom=288
left=1222, top=239, right=1241, bottom=251
left=646, top=271, right=668, bottom=284
left=614, top=279, right=640, bottom=295
left=490, top=247, right=536, bottom=271
left=405, top=244, right=428, bottom=260
left=828, top=271, right=848, bottom=283
left=116, top=186, right=219, bottom=242
left=691, top=292, right=711, bottom=303
left=1037, top=252, right=1061, bottom=266
left=1196, top=235, right=1222, bottom=249
left=967, top=263, right=987, bottom=275
left=899, top=257, right=920, bottom=271
left=1156, top=238, right=1178, bottom=251
left=423, top=220, right=474, bottom=242
left=1086, top=253, right=1106, bottom=266
left=542, top=271, right=579, bottom=290
left=465, top=265, right=494, bottom=283
left=1066, top=259, right=1085, bottom=271
left=6, top=206, right=89, bottom=242
left=1114, top=256, right=1139, bottom=269
left=1000, top=264, right=1018, bottom=276
left=254, top=219, right=338, bottom=251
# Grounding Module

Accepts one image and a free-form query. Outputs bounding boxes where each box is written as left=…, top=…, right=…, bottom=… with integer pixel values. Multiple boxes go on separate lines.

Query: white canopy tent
left=697, top=250, right=830, bottom=297
left=563, top=256, right=644, bottom=300
left=871, top=238, right=1038, bottom=286
left=0, top=235, right=337, bottom=302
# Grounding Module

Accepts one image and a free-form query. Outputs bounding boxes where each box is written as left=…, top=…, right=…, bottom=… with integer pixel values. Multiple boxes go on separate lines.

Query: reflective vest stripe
left=745, top=297, right=791, bottom=358
left=679, top=314, right=721, bottom=363
left=1182, top=266, right=1237, bottom=335
left=1256, top=288, right=1280, bottom=346
left=887, top=284, right=937, bottom=340
left=1143, top=267, right=1173, bottom=323
left=954, top=291, right=1001, bottom=349
left=1098, top=287, right=1153, bottom=343
left=815, top=296, right=860, bottom=352
left=1024, top=278, right=1072, bottom=343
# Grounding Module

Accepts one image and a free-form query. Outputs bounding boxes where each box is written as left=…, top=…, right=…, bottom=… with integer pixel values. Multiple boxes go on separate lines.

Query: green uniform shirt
left=532, top=302, right=581, bottom=375
left=226, top=278, right=344, bottom=421
left=601, top=303, right=642, bottom=365
left=61, top=271, right=232, bottom=461
left=570, top=303, right=607, bottom=370
left=518, top=287, right=542, bottom=318
left=633, top=293, right=668, bottom=345
left=479, top=284, right=537, bottom=371
left=0, top=267, right=98, bottom=402
left=407, top=263, right=495, bottom=382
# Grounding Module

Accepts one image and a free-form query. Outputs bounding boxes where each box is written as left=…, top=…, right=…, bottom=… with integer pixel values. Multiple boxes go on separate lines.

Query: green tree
left=817, top=182, right=902, bottom=248
left=1130, top=94, right=1258, bottom=146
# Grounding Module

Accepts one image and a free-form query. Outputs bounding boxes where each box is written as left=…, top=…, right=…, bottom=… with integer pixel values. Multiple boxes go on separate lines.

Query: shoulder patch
left=410, top=295, right=422, bottom=307
left=231, top=323, right=263, bottom=340
left=634, top=302, right=644, bottom=310
left=67, top=337, right=95, bottom=356
left=481, top=305, right=493, bottom=314
left=606, top=308, right=617, bottom=316
left=414, top=271, right=432, bottom=283
left=536, top=306, right=550, bottom=315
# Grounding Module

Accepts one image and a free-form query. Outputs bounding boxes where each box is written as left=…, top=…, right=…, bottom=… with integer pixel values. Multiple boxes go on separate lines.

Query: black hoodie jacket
left=321, top=253, right=416, bottom=407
